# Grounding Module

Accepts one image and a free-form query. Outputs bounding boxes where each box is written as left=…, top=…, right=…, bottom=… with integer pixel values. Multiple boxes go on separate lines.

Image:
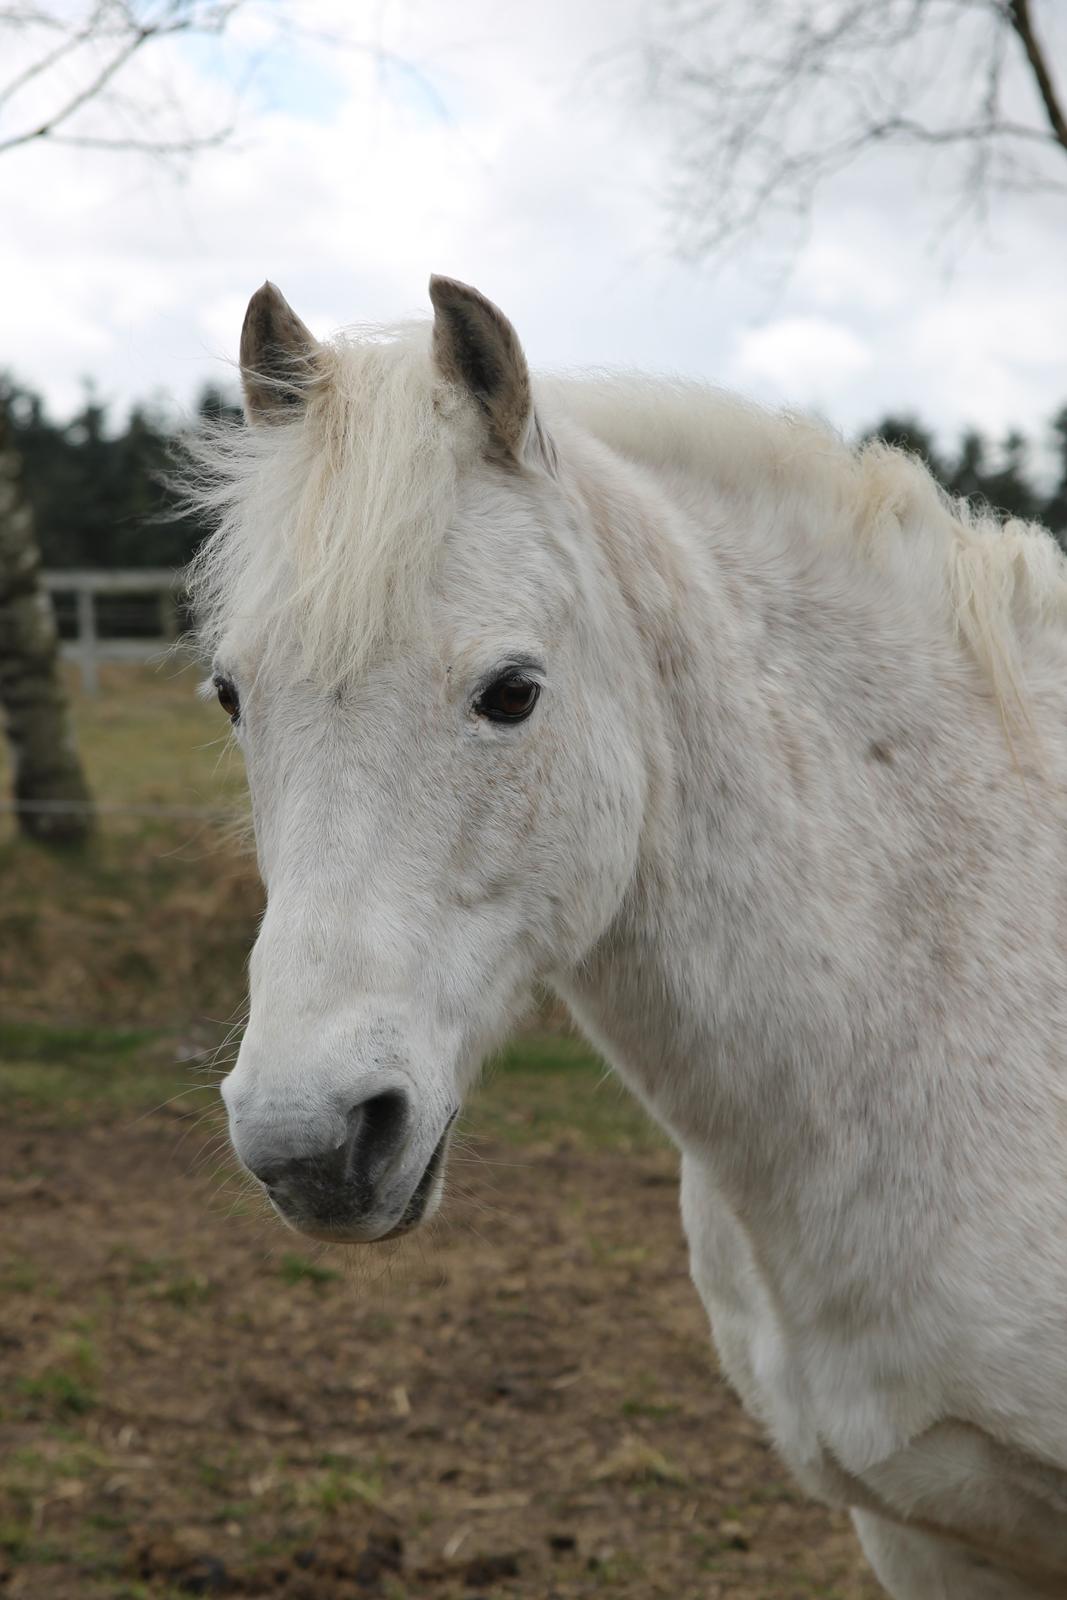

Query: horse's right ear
left=239, top=282, right=320, bottom=424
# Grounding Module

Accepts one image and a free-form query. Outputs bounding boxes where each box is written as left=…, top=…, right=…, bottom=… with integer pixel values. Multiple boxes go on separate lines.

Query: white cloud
left=791, top=236, right=902, bottom=318
left=0, top=0, right=1064, bottom=460
left=731, top=316, right=873, bottom=395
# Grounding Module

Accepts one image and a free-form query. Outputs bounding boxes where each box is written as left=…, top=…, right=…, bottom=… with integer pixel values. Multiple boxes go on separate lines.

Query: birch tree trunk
left=0, top=405, right=94, bottom=844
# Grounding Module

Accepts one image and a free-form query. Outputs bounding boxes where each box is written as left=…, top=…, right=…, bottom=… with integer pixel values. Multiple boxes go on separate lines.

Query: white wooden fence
left=43, top=569, right=186, bottom=695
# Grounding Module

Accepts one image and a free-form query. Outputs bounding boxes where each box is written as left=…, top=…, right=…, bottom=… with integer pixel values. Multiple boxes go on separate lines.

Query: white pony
left=190, top=277, right=1067, bottom=1598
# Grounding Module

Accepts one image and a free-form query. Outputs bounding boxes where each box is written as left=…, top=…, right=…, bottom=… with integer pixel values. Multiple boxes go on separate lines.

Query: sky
left=2, top=0, right=1066, bottom=463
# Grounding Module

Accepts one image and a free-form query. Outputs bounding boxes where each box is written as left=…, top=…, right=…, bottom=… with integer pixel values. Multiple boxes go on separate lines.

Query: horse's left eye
left=476, top=674, right=540, bottom=723
left=214, top=676, right=240, bottom=722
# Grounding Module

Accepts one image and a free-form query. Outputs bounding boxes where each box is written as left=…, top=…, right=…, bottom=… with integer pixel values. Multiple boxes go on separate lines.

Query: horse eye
left=214, top=676, right=240, bottom=722
left=476, top=674, right=540, bottom=724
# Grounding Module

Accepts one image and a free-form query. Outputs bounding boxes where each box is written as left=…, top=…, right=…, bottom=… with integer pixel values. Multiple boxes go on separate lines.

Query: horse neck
left=556, top=430, right=962, bottom=1211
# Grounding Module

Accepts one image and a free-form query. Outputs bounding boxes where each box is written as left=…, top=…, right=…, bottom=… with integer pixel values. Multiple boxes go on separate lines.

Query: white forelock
left=184, top=322, right=475, bottom=683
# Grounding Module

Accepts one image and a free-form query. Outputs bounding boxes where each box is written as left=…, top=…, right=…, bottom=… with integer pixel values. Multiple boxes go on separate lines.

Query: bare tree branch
left=40, top=124, right=234, bottom=153
left=1006, top=0, right=1067, bottom=152
left=616, top=0, right=1067, bottom=263
left=0, top=3, right=110, bottom=111
left=0, top=27, right=155, bottom=152
left=0, top=0, right=252, bottom=841
left=0, top=1, right=243, bottom=158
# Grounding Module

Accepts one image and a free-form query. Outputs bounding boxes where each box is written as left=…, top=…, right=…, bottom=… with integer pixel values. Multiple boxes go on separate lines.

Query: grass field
left=0, top=666, right=880, bottom=1600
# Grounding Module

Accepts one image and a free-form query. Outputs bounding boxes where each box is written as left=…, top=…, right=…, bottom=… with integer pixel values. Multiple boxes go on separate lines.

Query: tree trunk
left=0, top=405, right=94, bottom=844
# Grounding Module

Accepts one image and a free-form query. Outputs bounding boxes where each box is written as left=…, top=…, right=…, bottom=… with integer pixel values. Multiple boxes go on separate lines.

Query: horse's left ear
left=240, top=281, right=320, bottom=424
left=429, top=276, right=548, bottom=467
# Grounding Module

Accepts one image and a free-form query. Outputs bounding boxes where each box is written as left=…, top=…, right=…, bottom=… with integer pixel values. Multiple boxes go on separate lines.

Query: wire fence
left=43, top=568, right=188, bottom=694
left=0, top=797, right=240, bottom=820
left=50, top=594, right=186, bottom=638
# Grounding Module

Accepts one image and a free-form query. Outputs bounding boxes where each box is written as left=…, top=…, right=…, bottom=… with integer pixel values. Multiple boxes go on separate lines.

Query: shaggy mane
left=185, top=319, right=1067, bottom=717
left=556, top=374, right=1067, bottom=724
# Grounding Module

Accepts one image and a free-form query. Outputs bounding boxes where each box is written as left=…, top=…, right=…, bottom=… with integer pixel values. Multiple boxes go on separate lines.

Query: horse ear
left=239, top=281, right=320, bottom=424
left=429, top=275, right=541, bottom=465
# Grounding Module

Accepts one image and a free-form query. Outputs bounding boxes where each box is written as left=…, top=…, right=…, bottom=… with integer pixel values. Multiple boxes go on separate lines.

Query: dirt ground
left=1, top=1094, right=881, bottom=1600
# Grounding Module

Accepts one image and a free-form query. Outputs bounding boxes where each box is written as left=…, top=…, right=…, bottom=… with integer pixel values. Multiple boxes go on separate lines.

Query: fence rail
left=43, top=568, right=187, bottom=694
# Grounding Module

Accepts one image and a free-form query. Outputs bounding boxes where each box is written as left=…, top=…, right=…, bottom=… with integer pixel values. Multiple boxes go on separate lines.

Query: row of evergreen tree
left=2, top=379, right=241, bottom=572
left=4, top=375, right=1067, bottom=570
left=869, top=411, right=1067, bottom=539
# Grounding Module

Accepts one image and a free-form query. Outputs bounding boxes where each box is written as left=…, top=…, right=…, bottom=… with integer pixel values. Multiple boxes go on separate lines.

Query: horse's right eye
left=214, top=676, right=240, bottom=722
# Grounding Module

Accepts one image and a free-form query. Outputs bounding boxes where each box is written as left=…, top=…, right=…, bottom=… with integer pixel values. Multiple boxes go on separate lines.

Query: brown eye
left=476, top=674, right=540, bottom=724
left=214, top=675, right=240, bottom=722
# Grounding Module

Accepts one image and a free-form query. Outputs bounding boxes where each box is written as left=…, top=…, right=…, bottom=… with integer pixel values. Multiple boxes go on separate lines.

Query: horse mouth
left=380, top=1123, right=452, bottom=1239
left=265, top=1118, right=454, bottom=1245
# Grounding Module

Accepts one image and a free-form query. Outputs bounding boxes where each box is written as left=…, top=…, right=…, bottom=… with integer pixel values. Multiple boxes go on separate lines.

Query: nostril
left=345, top=1088, right=410, bottom=1180
left=246, top=1164, right=283, bottom=1190
left=245, top=1158, right=287, bottom=1188
left=239, top=1088, right=412, bottom=1195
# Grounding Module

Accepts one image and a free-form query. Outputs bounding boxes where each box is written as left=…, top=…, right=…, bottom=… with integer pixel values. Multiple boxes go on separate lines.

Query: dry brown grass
left=1, top=661, right=259, bottom=1030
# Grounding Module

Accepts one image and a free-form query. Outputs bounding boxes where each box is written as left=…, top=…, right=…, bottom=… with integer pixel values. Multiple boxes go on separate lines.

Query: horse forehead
left=440, top=497, right=576, bottom=624
left=431, top=574, right=565, bottom=669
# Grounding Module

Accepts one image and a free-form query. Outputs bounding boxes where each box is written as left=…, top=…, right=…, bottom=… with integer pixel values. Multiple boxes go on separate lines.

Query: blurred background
left=2, top=4, right=1065, bottom=1597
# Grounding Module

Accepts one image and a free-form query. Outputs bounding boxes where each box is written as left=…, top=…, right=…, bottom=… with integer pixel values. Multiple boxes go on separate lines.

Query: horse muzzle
left=227, top=1080, right=457, bottom=1243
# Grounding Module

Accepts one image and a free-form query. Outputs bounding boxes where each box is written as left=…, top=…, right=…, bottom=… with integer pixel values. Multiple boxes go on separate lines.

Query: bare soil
left=1, top=1104, right=881, bottom=1600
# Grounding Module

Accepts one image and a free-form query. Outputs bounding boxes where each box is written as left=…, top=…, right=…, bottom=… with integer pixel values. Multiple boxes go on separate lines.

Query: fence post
left=160, top=583, right=181, bottom=644
left=76, top=582, right=98, bottom=696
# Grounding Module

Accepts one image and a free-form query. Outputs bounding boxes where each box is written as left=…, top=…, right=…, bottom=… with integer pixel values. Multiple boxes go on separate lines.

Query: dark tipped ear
left=239, top=281, right=320, bottom=423
left=429, top=275, right=535, bottom=463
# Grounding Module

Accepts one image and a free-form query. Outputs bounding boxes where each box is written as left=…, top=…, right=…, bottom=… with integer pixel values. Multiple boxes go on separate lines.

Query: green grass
left=0, top=1012, right=659, bottom=1151
left=278, top=1253, right=342, bottom=1287
left=0, top=1020, right=156, bottom=1063
left=18, top=1340, right=99, bottom=1419
left=301, top=1455, right=386, bottom=1514
left=0, top=659, right=248, bottom=823
left=158, top=1274, right=215, bottom=1308
left=495, top=1033, right=598, bottom=1075
left=0, top=661, right=261, bottom=1031
left=0, top=1018, right=202, bottom=1121
left=470, top=1033, right=665, bottom=1153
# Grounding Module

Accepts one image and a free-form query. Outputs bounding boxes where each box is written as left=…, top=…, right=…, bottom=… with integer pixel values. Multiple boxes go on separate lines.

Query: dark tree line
left=865, top=408, right=1067, bottom=541
left=4, top=375, right=1067, bottom=573
left=1, top=378, right=241, bottom=572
